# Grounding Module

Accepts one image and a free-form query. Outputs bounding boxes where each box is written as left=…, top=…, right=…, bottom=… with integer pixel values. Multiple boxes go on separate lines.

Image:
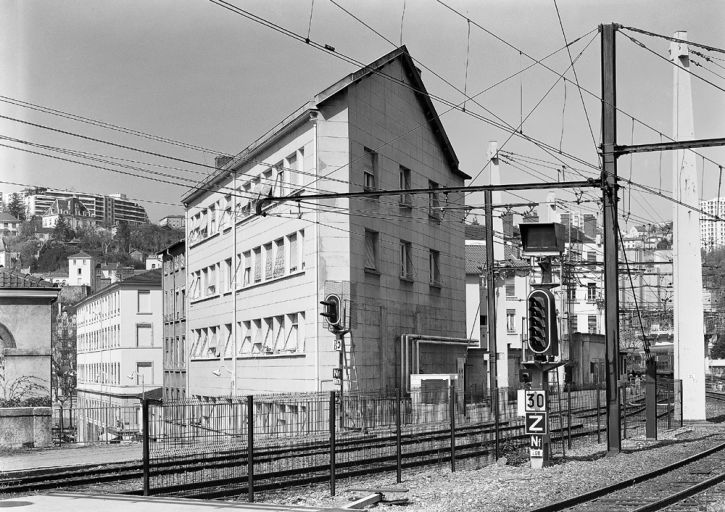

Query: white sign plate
left=525, top=390, right=547, bottom=412
left=529, top=435, right=544, bottom=458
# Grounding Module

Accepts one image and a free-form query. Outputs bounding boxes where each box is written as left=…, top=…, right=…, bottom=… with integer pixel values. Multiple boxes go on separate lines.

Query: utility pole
left=671, top=31, right=706, bottom=421
left=484, top=189, right=497, bottom=400
left=601, top=23, right=621, bottom=453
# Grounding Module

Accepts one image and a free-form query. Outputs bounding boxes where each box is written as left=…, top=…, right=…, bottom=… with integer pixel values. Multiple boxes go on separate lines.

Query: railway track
left=531, top=439, right=725, bottom=511
left=0, top=418, right=516, bottom=495
left=0, top=398, right=672, bottom=499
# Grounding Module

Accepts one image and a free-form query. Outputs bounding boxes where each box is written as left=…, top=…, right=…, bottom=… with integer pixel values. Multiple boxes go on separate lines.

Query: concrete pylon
left=671, top=31, right=706, bottom=420
left=487, top=141, right=508, bottom=388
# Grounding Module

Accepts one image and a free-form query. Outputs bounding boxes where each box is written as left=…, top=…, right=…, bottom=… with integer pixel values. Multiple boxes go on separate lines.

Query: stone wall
left=0, top=407, right=52, bottom=448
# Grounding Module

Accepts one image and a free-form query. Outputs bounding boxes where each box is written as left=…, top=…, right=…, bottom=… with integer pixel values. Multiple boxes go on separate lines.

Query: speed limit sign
left=524, top=390, right=546, bottom=412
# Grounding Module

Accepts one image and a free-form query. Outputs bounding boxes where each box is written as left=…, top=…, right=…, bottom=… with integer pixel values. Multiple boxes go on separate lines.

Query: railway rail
left=0, top=397, right=668, bottom=499
left=531, top=440, right=725, bottom=511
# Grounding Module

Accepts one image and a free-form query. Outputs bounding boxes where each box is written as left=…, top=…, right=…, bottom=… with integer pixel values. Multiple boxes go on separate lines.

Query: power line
left=620, top=25, right=725, bottom=55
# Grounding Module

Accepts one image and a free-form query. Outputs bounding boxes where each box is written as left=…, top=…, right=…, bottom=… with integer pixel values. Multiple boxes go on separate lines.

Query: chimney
left=215, top=155, right=233, bottom=169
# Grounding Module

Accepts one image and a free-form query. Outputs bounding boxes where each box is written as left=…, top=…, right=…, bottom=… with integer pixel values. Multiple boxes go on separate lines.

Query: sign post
left=524, top=389, right=548, bottom=468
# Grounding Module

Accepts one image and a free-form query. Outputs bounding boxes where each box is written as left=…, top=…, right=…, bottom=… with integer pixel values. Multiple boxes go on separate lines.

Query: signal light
left=320, top=293, right=341, bottom=330
left=527, top=289, right=558, bottom=356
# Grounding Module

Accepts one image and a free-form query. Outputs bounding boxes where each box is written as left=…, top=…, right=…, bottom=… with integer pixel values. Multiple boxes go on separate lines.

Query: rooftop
left=0, top=268, right=57, bottom=289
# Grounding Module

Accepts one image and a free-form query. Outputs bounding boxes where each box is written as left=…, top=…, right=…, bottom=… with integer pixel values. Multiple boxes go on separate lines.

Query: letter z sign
left=525, top=412, right=548, bottom=435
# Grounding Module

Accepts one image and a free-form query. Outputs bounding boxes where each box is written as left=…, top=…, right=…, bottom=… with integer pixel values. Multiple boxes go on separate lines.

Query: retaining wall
left=0, top=407, right=52, bottom=448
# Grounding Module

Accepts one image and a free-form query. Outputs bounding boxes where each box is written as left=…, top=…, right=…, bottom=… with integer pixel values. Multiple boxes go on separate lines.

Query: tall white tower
left=671, top=31, right=706, bottom=420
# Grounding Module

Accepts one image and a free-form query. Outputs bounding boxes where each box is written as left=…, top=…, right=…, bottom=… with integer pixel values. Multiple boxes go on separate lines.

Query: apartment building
left=182, top=47, right=469, bottom=397
left=22, top=188, right=149, bottom=226
left=159, top=240, right=186, bottom=401
left=75, top=269, right=162, bottom=439
left=701, top=197, right=725, bottom=250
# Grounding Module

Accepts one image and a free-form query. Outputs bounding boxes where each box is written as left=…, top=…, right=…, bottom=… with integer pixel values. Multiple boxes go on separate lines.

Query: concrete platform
left=0, top=493, right=334, bottom=511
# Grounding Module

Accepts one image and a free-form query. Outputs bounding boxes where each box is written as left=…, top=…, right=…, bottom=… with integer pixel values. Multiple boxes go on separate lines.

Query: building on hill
left=75, top=269, right=162, bottom=441
left=22, top=188, right=149, bottom=227
left=41, top=197, right=95, bottom=231
left=159, top=215, right=185, bottom=230
left=181, top=46, right=470, bottom=398
left=68, top=251, right=96, bottom=288
left=0, top=212, right=20, bottom=236
left=0, top=269, right=59, bottom=405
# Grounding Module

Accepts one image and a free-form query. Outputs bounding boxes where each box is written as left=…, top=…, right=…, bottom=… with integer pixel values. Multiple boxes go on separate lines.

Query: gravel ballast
left=251, top=424, right=725, bottom=511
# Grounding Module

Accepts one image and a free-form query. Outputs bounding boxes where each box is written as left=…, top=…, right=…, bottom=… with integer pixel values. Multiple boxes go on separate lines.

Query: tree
left=130, top=223, right=184, bottom=254
left=7, top=193, right=25, bottom=221
left=52, top=215, right=72, bottom=242
left=710, top=335, right=725, bottom=360
left=114, top=221, right=131, bottom=253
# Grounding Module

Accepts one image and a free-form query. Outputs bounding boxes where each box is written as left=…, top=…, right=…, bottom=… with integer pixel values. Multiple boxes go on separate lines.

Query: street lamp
left=127, top=371, right=145, bottom=401
left=212, top=366, right=234, bottom=397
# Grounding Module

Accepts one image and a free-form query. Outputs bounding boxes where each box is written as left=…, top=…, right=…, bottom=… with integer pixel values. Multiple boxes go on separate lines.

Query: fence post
left=567, top=385, right=572, bottom=450
left=58, top=405, right=63, bottom=446
left=330, top=391, right=336, bottom=496
left=142, top=398, right=150, bottom=496
left=596, top=386, right=601, bottom=444
left=494, top=388, right=500, bottom=461
left=396, top=388, right=402, bottom=484
left=247, top=395, right=254, bottom=503
left=450, top=382, right=456, bottom=472
left=621, top=384, right=627, bottom=439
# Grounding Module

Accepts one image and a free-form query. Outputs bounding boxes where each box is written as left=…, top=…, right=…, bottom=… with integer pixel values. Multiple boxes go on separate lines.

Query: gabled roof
left=182, top=46, right=468, bottom=205
left=0, top=268, right=57, bottom=289
left=0, top=212, right=19, bottom=223
left=69, top=251, right=93, bottom=259
left=465, top=245, right=487, bottom=274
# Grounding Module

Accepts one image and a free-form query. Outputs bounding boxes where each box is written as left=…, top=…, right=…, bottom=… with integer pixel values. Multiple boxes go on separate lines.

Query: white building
left=182, top=47, right=470, bottom=398
left=0, top=212, right=20, bottom=236
left=700, top=197, right=725, bottom=251
left=68, top=252, right=96, bottom=288
left=22, top=188, right=149, bottom=226
left=75, top=269, right=162, bottom=439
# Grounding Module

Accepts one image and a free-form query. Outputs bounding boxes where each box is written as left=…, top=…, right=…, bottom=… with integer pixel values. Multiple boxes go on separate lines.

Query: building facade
left=182, top=47, right=469, bottom=397
left=701, top=197, right=725, bottom=251
left=0, top=270, right=59, bottom=402
left=41, top=197, right=95, bottom=231
left=159, top=215, right=185, bottom=230
left=159, top=240, right=186, bottom=401
left=75, top=269, right=162, bottom=439
left=0, top=212, right=20, bottom=236
left=22, top=188, right=149, bottom=226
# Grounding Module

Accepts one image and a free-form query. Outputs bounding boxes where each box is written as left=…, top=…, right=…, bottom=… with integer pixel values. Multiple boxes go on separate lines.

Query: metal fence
left=49, top=378, right=683, bottom=499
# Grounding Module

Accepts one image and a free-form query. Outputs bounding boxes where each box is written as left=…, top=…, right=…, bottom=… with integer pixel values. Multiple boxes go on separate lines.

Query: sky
left=1, top=0, right=724, bottom=226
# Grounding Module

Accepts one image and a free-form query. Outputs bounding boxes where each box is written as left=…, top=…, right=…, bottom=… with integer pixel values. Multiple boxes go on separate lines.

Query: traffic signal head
left=527, top=289, right=558, bottom=356
left=320, top=294, right=341, bottom=330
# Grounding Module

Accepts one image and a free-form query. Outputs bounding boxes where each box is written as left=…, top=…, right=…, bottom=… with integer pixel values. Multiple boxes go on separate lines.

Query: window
left=429, top=250, right=440, bottom=285
left=225, top=258, right=233, bottom=291
left=587, top=251, right=596, bottom=263
left=365, top=230, right=378, bottom=271
left=569, top=315, right=578, bottom=334
left=136, top=324, right=153, bottom=347
left=138, top=290, right=151, bottom=313
left=273, top=238, right=285, bottom=278
left=505, top=276, right=516, bottom=298
left=428, top=180, right=440, bottom=219
left=587, top=283, right=597, bottom=302
left=207, top=265, right=217, bottom=295
left=399, top=166, right=412, bottom=206
left=274, top=316, right=285, bottom=352
left=506, top=309, right=516, bottom=333
left=136, top=362, right=153, bottom=386
left=362, top=148, right=377, bottom=193
left=284, top=313, right=299, bottom=352
left=253, top=248, right=262, bottom=283
left=241, top=321, right=252, bottom=354
left=263, top=317, right=273, bottom=352
left=243, top=251, right=252, bottom=285
left=400, top=240, right=413, bottom=280
left=223, top=324, right=233, bottom=357
left=286, top=153, right=298, bottom=188
left=567, top=286, right=576, bottom=302
left=77, top=268, right=82, bottom=275
left=588, top=315, right=597, bottom=334
left=289, top=234, right=298, bottom=272
left=264, top=243, right=273, bottom=280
